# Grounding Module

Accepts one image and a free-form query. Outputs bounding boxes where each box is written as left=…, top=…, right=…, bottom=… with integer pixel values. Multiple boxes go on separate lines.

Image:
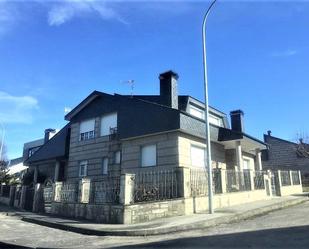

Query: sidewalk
left=6, top=195, right=309, bottom=236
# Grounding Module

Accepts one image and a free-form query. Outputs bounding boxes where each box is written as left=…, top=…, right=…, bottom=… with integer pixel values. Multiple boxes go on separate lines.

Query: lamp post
left=0, top=122, right=5, bottom=161
left=202, top=0, right=217, bottom=214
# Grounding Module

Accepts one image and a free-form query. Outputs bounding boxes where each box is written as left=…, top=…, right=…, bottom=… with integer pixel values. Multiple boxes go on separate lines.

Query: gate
left=24, top=187, right=34, bottom=211
left=43, top=182, right=54, bottom=214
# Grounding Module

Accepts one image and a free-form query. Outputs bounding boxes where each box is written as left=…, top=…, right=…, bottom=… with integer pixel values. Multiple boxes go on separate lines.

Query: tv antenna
left=121, top=80, right=135, bottom=97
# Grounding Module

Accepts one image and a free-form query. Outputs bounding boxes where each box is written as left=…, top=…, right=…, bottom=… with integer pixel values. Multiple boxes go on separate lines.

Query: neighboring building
left=262, top=131, right=309, bottom=184
left=25, top=70, right=266, bottom=185
left=8, top=157, right=27, bottom=183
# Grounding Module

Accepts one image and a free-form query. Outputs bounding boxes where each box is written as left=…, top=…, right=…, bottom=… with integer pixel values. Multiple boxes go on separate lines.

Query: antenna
left=121, top=80, right=135, bottom=97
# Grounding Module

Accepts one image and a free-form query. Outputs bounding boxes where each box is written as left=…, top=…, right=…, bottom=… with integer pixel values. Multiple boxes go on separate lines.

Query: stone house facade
left=23, top=70, right=276, bottom=223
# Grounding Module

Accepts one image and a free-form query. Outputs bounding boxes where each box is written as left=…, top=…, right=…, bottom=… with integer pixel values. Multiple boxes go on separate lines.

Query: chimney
left=267, top=130, right=272, bottom=136
left=159, top=70, right=179, bottom=109
left=230, top=110, right=244, bottom=133
left=44, top=128, right=56, bottom=143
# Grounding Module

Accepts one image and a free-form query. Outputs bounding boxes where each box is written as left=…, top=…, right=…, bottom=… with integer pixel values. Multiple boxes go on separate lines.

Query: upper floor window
left=189, top=105, right=204, bottom=119
left=79, top=160, right=88, bottom=177
left=191, top=145, right=206, bottom=168
left=141, top=144, right=157, bottom=167
left=28, top=146, right=40, bottom=158
left=80, top=119, right=95, bottom=141
left=101, top=112, right=117, bottom=136
left=114, top=150, right=121, bottom=164
left=209, top=114, right=223, bottom=127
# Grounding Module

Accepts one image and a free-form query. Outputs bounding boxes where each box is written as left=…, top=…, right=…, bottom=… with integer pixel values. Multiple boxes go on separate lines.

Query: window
left=114, top=151, right=121, bottom=164
left=189, top=105, right=204, bottom=119
left=209, top=114, right=223, bottom=127
left=141, top=144, right=157, bottom=167
left=191, top=145, right=206, bottom=168
left=79, top=161, right=88, bottom=177
left=80, top=119, right=95, bottom=141
left=28, top=146, right=40, bottom=158
left=101, top=112, right=117, bottom=136
left=102, top=157, right=108, bottom=175
left=243, top=159, right=250, bottom=170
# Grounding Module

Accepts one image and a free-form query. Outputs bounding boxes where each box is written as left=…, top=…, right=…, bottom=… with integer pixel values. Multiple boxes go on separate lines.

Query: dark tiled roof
left=24, top=124, right=70, bottom=164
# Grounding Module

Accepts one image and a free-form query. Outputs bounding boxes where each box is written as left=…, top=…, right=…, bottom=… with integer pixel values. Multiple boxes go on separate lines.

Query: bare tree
left=294, top=130, right=309, bottom=144
left=0, top=142, right=10, bottom=184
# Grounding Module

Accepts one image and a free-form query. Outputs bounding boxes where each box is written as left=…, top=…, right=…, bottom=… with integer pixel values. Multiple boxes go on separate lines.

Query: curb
left=21, top=197, right=308, bottom=236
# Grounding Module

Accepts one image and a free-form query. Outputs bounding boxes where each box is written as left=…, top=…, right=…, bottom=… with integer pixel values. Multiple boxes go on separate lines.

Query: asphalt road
left=1, top=201, right=309, bottom=249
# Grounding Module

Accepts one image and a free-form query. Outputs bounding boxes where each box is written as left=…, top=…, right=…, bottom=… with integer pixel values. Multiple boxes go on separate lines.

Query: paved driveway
left=1, top=201, right=309, bottom=249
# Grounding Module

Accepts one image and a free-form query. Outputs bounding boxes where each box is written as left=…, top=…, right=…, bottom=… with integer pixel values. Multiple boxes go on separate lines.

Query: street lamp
left=202, top=0, right=217, bottom=214
left=0, top=122, right=5, bottom=161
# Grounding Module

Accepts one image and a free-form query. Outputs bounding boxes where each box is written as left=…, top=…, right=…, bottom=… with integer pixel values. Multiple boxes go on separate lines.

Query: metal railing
left=190, top=168, right=208, bottom=196
left=254, top=171, right=265, bottom=190
left=280, top=171, right=291, bottom=186
left=59, top=182, right=79, bottom=203
left=1, top=185, right=10, bottom=197
left=291, top=171, right=300, bottom=185
left=226, top=170, right=251, bottom=192
left=90, top=177, right=120, bottom=204
left=133, top=169, right=178, bottom=203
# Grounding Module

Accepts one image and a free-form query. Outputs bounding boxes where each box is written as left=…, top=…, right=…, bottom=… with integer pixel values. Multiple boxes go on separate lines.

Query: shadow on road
left=0, top=241, right=33, bottom=249
left=112, top=225, right=309, bottom=249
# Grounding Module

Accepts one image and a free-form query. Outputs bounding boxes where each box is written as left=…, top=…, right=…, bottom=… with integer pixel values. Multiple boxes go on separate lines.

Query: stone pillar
left=33, top=166, right=38, bottom=184
left=220, top=169, right=227, bottom=193
left=33, top=183, right=44, bottom=213
left=177, top=167, right=191, bottom=198
left=54, top=161, right=60, bottom=182
left=54, top=182, right=63, bottom=202
left=277, top=170, right=282, bottom=196
left=20, top=186, right=28, bottom=209
left=299, top=171, right=302, bottom=186
left=235, top=141, right=243, bottom=171
left=249, top=169, right=255, bottom=191
left=119, top=174, right=135, bottom=205
left=289, top=171, right=293, bottom=186
left=255, top=149, right=262, bottom=171
left=0, top=185, right=3, bottom=196
left=80, top=178, right=91, bottom=203
left=9, top=186, right=16, bottom=206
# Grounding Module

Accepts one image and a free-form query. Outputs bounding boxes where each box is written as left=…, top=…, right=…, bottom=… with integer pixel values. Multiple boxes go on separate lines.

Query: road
left=1, top=201, right=309, bottom=249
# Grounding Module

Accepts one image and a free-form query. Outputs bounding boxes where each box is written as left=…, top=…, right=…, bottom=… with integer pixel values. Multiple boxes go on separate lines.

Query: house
left=18, top=70, right=287, bottom=223
left=262, top=131, right=309, bottom=186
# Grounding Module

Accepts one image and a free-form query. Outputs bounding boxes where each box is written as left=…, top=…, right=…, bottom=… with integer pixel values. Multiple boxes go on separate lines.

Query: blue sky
left=0, top=0, right=309, bottom=159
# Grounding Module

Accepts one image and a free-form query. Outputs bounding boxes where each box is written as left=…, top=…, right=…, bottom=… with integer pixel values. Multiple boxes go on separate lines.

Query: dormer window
left=189, top=105, right=204, bottom=119
left=101, top=112, right=117, bottom=136
left=209, top=114, right=223, bottom=127
left=80, top=119, right=95, bottom=141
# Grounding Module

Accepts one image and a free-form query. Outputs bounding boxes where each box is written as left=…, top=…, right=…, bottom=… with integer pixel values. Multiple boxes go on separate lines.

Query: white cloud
left=0, top=91, right=39, bottom=124
left=46, top=0, right=127, bottom=26
left=271, top=49, right=298, bottom=57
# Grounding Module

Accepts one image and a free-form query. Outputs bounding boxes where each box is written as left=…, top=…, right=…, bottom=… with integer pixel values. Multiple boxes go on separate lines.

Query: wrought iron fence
left=291, top=171, right=300, bottom=185
left=90, top=177, right=120, bottom=204
left=133, top=169, right=178, bottom=203
left=213, top=169, right=222, bottom=194
left=43, top=186, right=55, bottom=203
left=226, top=170, right=251, bottom=192
left=280, top=171, right=291, bottom=186
left=190, top=168, right=208, bottom=196
left=59, top=182, right=79, bottom=203
left=1, top=185, right=10, bottom=197
left=254, top=171, right=265, bottom=190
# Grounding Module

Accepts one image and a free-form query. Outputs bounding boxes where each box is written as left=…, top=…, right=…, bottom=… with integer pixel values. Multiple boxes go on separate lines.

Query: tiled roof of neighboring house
left=24, top=124, right=70, bottom=164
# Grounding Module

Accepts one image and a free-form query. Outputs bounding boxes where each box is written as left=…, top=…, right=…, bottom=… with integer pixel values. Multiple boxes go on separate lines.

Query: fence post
left=119, top=173, right=135, bottom=205
left=79, top=178, right=91, bottom=203
left=32, top=183, right=44, bottom=213
left=220, top=169, right=227, bottom=193
left=289, top=171, right=293, bottom=186
left=9, top=186, right=16, bottom=206
left=54, top=182, right=63, bottom=202
left=177, top=167, right=191, bottom=198
left=249, top=170, right=255, bottom=191
left=299, top=171, right=302, bottom=186
left=0, top=185, right=3, bottom=196
left=277, top=170, right=282, bottom=196
left=20, top=186, right=28, bottom=209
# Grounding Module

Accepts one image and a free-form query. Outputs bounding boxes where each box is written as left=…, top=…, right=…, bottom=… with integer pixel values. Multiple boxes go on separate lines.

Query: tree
left=0, top=142, right=11, bottom=185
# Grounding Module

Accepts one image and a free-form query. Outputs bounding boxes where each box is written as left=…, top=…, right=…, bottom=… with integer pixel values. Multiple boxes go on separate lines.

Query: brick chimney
left=44, top=128, right=56, bottom=143
left=230, top=110, right=244, bottom=133
left=159, top=70, right=179, bottom=109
